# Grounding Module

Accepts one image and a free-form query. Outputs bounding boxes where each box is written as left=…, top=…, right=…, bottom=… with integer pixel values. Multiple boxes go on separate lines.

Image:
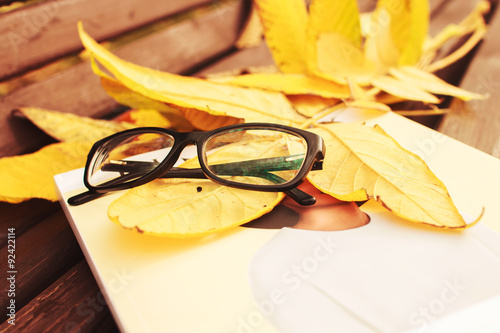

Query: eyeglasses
left=68, top=123, right=325, bottom=206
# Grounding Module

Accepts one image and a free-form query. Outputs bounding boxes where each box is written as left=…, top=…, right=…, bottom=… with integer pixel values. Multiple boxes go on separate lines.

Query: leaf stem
left=425, top=26, right=487, bottom=73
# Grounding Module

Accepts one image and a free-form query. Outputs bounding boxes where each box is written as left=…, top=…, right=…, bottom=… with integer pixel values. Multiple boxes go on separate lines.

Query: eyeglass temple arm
left=114, top=155, right=320, bottom=205
left=67, top=168, right=315, bottom=206
left=67, top=172, right=140, bottom=205
left=166, top=157, right=318, bottom=205
left=68, top=155, right=322, bottom=206
left=157, top=167, right=316, bottom=205
left=100, top=154, right=321, bottom=174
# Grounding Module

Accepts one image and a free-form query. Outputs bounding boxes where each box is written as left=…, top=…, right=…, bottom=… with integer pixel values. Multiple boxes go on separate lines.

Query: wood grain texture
left=196, top=42, right=274, bottom=76
left=0, top=261, right=119, bottom=332
left=0, top=0, right=213, bottom=80
left=438, top=3, right=500, bottom=158
left=428, top=0, right=486, bottom=87
left=0, top=0, right=247, bottom=157
left=0, top=209, right=83, bottom=317
left=0, top=199, right=59, bottom=248
left=428, top=0, right=481, bottom=34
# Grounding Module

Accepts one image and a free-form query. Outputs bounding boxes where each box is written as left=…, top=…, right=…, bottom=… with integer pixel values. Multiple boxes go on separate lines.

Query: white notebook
left=55, top=112, right=500, bottom=332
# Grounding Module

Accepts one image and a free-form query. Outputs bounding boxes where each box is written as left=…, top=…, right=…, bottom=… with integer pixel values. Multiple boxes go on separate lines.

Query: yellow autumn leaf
left=99, top=76, right=194, bottom=131
left=346, top=79, right=377, bottom=101
left=287, top=95, right=339, bottom=118
left=365, top=0, right=429, bottom=67
left=363, top=5, right=400, bottom=69
left=253, top=0, right=308, bottom=73
left=15, top=107, right=134, bottom=142
left=78, top=23, right=305, bottom=126
left=307, top=102, right=389, bottom=125
left=120, top=109, right=173, bottom=128
left=227, top=73, right=350, bottom=99
left=180, top=107, right=242, bottom=131
left=235, top=5, right=263, bottom=49
left=344, top=100, right=391, bottom=113
left=371, top=76, right=440, bottom=103
left=0, top=142, right=92, bottom=203
left=251, top=0, right=487, bottom=103
left=374, top=92, right=406, bottom=106
left=306, top=0, right=376, bottom=85
left=108, top=179, right=284, bottom=237
left=307, top=123, right=473, bottom=229
left=312, top=0, right=362, bottom=46
left=341, top=80, right=391, bottom=115
left=100, top=59, right=241, bottom=131
left=389, top=67, right=488, bottom=101
left=102, top=65, right=240, bottom=131
left=399, top=0, right=429, bottom=65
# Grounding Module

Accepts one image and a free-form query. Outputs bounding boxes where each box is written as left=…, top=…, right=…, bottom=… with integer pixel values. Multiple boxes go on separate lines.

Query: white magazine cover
left=55, top=112, right=500, bottom=332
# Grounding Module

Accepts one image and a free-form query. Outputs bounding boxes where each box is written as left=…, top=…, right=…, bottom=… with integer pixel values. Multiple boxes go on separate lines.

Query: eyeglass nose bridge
left=154, top=131, right=207, bottom=177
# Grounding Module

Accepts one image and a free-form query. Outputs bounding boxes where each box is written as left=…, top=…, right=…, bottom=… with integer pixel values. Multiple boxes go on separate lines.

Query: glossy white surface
left=55, top=112, right=500, bottom=332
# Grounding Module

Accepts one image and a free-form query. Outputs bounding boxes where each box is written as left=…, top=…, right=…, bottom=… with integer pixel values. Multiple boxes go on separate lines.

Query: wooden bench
left=0, top=0, right=499, bottom=331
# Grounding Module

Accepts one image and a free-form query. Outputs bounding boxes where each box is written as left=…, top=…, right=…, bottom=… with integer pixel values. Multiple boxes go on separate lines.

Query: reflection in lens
left=88, top=132, right=174, bottom=188
left=203, top=129, right=307, bottom=187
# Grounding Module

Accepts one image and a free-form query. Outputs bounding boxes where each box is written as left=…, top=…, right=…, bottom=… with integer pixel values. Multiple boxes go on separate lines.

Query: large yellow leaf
left=306, top=0, right=376, bottom=85
left=0, top=142, right=92, bottom=203
left=287, top=95, right=339, bottom=118
left=15, top=107, right=133, bottom=142
left=100, top=76, right=193, bottom=131
left=365, top=0, right=429, bottom=67
left=399, top=0, right=429, bottom=65
left=116, top=109, right=173, bottom=128
left=235, top=5, right=264, bottom=49
left=227, top=73, right=350, bottom=99
left=363, top=4, right=400, bottom=70
left=180, top=107, right=242, bottom=131
left=371, top=76, right=440, bottom=104
left=389, top=67, right=488, bottom=101
left=253, top=0, right=308, bottom=73
left=344, top=100, right=391, bottom=113
left=307, top=123, right=472, bottom=229
left=102, top=75, right=238, bottom=131
left=78, top=23, right=305, bottom=126
left=108, top=179, right=284, bottom=237
left=308, top=0, right=362, bottom=47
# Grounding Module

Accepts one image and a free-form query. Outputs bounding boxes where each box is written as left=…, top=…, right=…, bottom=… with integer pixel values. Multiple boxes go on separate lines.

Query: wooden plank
left=0, top=199, right=59, bottom=248
left=93, top=314, right=120, bottom=333
left=438, top=4, right=500, bottom=158
left=0, top=0, right=247, bottom=157
left=196, top=42, right=274, bottom=76
left=0, top=260, right=119, bottom=332
left=0, top=209, right=83, bottom=315
left=0, top=0, right=213, bottom=80
left=428, top=0, right=487, bottom=85
left=429, top=0, right=481, bottom=34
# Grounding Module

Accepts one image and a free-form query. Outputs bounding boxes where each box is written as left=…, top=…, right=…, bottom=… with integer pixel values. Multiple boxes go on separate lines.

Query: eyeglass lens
left=203, top=129, right=307, bottom=186
left=87, top=132, right=175, bottom=188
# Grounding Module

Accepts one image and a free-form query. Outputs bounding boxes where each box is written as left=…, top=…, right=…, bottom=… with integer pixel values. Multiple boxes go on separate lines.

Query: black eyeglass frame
left=69, top=123, right=325, bottom=205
